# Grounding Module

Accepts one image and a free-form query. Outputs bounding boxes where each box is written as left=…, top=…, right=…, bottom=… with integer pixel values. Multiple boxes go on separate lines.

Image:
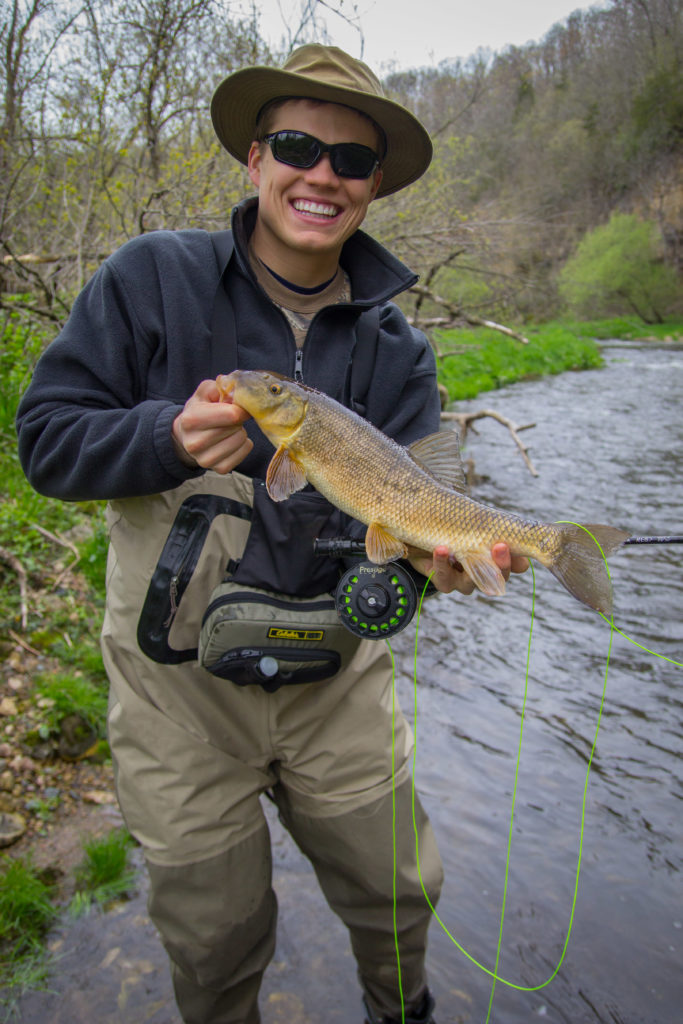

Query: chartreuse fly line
left=385, top=523, right=682, bottom=1024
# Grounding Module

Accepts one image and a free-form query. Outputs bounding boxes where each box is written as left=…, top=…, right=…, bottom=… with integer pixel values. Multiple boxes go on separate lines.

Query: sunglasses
left=262, top=130, right=380, bottom=179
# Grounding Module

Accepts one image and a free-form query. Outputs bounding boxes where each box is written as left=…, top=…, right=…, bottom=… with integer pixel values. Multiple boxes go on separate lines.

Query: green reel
left=335, top=561, right=418, bottom=639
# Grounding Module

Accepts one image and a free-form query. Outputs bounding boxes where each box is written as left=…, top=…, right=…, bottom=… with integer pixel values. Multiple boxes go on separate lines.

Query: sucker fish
left=217, top=370, right=630, bottom=615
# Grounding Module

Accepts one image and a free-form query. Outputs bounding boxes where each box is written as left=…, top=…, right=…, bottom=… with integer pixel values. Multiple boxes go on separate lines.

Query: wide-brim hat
left=211, top=44, right=432, bottom=199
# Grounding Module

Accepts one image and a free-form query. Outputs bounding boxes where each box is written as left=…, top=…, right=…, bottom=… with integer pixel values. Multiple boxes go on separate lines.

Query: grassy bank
left=435, top=317, right=683, bottom=402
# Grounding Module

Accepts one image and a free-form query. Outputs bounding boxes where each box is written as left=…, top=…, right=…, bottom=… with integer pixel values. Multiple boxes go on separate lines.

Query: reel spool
left=335, top=561, right=418, bottom=639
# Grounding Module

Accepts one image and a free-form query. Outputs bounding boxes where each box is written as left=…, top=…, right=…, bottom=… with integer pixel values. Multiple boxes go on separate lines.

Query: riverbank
left=435, top=316, right=683, bottom=401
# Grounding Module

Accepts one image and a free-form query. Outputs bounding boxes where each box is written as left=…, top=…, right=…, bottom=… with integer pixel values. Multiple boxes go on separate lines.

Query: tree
left=558, top=212, right=681, bottom=322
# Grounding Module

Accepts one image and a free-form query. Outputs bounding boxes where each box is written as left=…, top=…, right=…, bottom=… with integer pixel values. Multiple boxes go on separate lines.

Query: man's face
left=247, top=99, right=383, bottom=275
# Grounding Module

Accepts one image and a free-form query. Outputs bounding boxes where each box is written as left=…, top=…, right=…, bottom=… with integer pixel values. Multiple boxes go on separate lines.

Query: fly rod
left=624, top=535, right=683, bottom=545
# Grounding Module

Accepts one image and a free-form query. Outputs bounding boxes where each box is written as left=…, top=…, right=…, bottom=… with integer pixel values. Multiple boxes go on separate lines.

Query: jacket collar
left=229, top=196, right=417, bottom=308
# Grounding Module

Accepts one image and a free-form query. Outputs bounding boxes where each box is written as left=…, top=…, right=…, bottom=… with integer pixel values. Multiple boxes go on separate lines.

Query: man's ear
left=247, top=141, right=263, bottom=189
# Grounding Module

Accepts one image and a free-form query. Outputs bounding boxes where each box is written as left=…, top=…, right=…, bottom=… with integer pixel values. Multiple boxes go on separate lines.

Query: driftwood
left=409, top=282, right=529, bottom=345
left=0, top=547, right=29, bottom=631
left=441, top=409, right=538, bottom=477
left=30, top=522, right=81, bottom=589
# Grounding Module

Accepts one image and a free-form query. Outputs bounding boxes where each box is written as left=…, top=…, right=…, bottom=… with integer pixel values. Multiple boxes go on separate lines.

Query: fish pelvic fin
left=549, top=523, right=630, bottom=615
left=365, top=523, right=408, bottom=564
left=265, top=445, right=308, bottom=501
left=459, top=550, right=507, bottom=597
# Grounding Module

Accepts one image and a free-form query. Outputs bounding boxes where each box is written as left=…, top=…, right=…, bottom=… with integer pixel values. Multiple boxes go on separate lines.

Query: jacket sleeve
left=15, top=241, right=205, bottom=502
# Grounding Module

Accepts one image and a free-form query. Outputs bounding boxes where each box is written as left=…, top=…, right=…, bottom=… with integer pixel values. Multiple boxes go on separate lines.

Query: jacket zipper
left=294, top=347, right=303, bottom=382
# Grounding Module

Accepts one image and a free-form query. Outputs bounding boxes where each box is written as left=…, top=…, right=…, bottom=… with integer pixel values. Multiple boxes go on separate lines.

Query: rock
left=58, top=714, right=99, bottom=761
left=82, top=789, right=116, bottom=805
left=0, top=697, right=18, bottom=716
left=0, top=811, right=27, bottom=847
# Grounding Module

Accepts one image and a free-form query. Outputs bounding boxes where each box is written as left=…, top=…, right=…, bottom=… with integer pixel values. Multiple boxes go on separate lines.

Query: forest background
left=1, top=0, right=682, bottom=329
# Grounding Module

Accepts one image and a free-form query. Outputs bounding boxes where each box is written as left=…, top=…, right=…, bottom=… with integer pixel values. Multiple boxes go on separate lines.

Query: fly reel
left=335, top=561, right=418, bottom=639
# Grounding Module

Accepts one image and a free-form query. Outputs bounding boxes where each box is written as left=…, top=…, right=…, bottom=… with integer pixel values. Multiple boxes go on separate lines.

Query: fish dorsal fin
left=408, top=429, right=467, bottom=493
left=266, top=445, right=308, bottom=501
left=365, top=523, right=408, bottom=564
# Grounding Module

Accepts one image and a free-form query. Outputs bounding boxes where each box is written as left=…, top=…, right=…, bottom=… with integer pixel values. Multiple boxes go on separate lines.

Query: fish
left=216, top=370, right=630, bottom=615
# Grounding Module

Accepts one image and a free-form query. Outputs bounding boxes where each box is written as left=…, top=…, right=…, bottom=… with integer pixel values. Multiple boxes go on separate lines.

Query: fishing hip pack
left=198, top=580, right=360, bottom=692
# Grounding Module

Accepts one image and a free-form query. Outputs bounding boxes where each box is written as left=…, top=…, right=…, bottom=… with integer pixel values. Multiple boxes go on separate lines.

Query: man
left=17, top=44, right=524, bottom=1024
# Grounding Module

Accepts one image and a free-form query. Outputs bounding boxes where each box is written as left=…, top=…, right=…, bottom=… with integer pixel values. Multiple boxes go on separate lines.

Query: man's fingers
left=491, top=542, right=529, bottom=580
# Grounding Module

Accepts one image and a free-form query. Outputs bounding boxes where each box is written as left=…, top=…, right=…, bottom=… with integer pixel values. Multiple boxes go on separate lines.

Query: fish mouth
left=216, top=372, right=237, bottom=402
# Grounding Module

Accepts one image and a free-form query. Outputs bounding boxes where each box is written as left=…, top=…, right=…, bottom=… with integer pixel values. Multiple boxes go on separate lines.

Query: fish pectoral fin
left=408, top=430, right=467, bottom=493
left=459, top=550, right=507, bottom=597
left=365, top=523, right=408, bottom=564
left=265, top=445, right=308, bottom=501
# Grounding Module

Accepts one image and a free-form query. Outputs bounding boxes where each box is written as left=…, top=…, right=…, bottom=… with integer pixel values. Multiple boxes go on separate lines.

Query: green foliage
left=70, top=828, right=136, bottom=914
left=436, top=323, right=603, bottom=402
left=32, top=672, right=108, bottom=738
left=1, top=316, right=108, bottom=673
left=0, top=856, right=57, bottom=990
left=559, top=316, right=683, bottom=342
left=558, top=214, right=681, bottom=324
left=631, top=61, right=683, bottom=152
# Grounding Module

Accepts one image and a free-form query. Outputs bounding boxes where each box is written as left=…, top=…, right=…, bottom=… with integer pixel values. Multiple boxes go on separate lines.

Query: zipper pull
left=294, top=348, right=303, bottom=382
left=163, top=575, right=179, bottom=629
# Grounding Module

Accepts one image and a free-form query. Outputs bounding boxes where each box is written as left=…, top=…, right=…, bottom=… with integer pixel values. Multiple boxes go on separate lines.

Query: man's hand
left=172, top=379, right=253, bottom=474
left=407, top=542, right=529, bottom=595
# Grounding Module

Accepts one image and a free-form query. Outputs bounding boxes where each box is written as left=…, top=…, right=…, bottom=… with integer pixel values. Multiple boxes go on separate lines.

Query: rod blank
left=624, top=536, right=683, bottom=545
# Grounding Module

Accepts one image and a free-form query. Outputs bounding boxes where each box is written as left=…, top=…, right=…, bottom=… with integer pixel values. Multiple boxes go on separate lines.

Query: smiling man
left=17, top=44, right=524, bottom=1024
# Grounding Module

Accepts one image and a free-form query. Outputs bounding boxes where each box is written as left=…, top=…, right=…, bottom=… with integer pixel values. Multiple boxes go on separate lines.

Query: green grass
left=32, top=672, right=108, bottom=737
left=70, top=828, right=136, bottom=914
left=0, top=856, right=58, bottom=992
left=558, top=315, right=683, bottom=341
left=435, top=323, right=604, bottom=402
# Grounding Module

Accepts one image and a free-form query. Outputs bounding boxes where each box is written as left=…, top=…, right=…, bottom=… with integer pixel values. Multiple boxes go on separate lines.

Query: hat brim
left=211, top=66, right=432, bottom=199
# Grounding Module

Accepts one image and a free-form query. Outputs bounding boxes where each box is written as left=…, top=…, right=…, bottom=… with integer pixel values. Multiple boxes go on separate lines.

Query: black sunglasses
left=262, top=130, right=380, bottom=179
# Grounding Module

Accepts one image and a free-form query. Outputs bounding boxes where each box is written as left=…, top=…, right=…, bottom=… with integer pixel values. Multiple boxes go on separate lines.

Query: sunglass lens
left=332, top=144, right=377, bottom=178
left=272, top=132, right=319, bottom=168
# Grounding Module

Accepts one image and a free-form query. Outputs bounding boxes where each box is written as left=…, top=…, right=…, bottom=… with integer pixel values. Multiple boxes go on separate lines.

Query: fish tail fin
left=549, top=523, right=630, bottom=615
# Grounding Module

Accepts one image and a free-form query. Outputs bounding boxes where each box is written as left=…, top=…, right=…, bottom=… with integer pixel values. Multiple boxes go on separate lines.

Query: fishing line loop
left=386, top=522, right=679, bottom=1021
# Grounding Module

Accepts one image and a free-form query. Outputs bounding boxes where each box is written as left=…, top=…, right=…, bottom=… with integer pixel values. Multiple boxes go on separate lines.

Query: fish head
left=216, top=370, right=308, bottom=447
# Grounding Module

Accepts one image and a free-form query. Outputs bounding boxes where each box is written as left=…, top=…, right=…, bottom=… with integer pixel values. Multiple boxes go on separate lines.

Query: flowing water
left=8, top=342, right=682, bottom=1023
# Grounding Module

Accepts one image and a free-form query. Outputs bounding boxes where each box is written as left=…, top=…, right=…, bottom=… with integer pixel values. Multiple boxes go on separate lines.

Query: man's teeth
left=293, top=200, right=339, bottom=217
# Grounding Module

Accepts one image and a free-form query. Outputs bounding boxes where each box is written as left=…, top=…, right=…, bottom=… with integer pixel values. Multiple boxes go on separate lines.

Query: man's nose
left=303, top=152, right=339, bottom=185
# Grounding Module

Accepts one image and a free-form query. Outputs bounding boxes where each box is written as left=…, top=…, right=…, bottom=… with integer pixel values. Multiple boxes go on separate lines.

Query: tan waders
left=103, top=473, right=443, bottom=1023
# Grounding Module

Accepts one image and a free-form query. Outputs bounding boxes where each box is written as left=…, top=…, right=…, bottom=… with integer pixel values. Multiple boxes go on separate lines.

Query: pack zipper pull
left=163, top=575, right=179, bottom=628
left=294, top=348, right=303, bottom=382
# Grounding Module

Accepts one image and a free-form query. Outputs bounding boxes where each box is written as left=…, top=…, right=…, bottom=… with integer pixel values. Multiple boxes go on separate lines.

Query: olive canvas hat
left=211, top=44, right=432, bottom=199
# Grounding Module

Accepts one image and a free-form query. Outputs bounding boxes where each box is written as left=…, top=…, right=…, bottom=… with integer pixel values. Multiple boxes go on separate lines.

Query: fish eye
left=269, top=383, right=282, bottom=395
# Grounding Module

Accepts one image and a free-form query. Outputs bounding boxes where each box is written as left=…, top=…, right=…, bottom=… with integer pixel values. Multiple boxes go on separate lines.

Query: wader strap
left=209, top=228, right=381, bottom=414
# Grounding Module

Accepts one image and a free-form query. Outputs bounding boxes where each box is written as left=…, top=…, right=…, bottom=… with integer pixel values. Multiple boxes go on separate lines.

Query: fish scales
left=293, top=392, right=561, bottom=565
left=216, top=370, right=629, bottom=614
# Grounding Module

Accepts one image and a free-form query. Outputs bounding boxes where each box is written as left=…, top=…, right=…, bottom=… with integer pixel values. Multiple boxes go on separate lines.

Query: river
left=9, top=342, right=682, bottom=1023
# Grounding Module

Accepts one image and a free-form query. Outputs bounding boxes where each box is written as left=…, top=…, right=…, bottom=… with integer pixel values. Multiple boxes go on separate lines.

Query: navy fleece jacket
left=16, top=198, right=440, bottom=501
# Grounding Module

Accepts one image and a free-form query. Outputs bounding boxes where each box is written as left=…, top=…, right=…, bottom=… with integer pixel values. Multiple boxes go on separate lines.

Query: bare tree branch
left=441, top=408, right=538, bottom=476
